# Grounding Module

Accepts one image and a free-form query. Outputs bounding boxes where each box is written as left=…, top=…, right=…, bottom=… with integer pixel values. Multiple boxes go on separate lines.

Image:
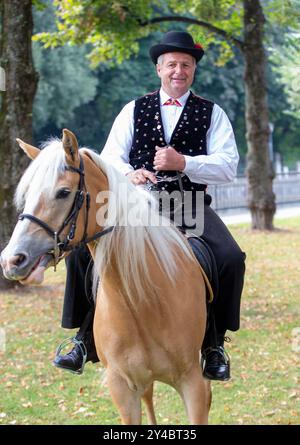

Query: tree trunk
left=0, top=0, right=38, bottom=289
left=243, top=0, right=276, bottom=230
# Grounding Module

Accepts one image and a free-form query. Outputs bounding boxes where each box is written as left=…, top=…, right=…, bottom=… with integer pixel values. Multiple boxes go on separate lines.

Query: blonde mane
left=81, top=149, right=195, bottom=305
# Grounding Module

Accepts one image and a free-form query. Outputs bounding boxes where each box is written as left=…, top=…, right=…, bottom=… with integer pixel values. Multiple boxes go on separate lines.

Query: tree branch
left=141, top=15, right=245, bottom=53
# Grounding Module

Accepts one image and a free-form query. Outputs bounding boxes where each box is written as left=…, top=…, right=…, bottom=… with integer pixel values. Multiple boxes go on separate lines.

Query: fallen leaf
left=22, top=402, right=32, bottom=408
left=73, top=407, right=88, bottom=415
left=84, top=412, right=96, bottom=417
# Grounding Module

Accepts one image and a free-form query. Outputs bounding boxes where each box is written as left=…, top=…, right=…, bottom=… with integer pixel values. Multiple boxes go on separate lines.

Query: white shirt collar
left=159, top=88, right=191, bottom=107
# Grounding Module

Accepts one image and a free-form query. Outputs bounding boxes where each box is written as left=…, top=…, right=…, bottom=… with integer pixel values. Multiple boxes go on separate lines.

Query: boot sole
left=203, top=374, right=231, bottom=381
left=52, top=360, right=83, bottom=375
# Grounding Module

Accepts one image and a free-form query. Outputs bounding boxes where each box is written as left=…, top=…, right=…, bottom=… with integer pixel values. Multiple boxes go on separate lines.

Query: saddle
left=187, top=236, right=219, bottom=303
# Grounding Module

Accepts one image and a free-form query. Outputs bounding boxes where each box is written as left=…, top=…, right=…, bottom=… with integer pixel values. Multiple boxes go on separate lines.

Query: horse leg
left=142, top=383, right=157, bottom=425
left=107, top=369, right=142, bottom=425
left=178, top=366, right=211, bottom=425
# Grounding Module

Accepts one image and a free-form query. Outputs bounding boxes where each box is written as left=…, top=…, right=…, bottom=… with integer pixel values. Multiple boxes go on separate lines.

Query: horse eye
left=55, top=189, right=71, bottom=199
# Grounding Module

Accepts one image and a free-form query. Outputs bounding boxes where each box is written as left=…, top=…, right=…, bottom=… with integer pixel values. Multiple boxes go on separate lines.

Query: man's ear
left=62, top=129, right=79, bottom=165
left=16, top=138, right=40, bottom=160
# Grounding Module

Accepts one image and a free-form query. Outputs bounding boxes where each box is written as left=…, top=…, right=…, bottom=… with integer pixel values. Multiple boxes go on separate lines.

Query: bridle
left=18, top=155, right=113, bottom=270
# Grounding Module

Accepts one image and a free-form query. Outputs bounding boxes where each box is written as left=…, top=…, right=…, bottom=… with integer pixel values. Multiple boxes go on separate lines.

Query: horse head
left=0, top=129, right=107, bottom=285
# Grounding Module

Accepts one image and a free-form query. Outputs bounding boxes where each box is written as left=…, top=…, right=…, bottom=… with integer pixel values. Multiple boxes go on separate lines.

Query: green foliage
left=33, top=0, right=245, bottom=66
left=32, top=0, right=48, bottom=11
left=33, top=43, right=98, bottom=131
left=64, top=34, right=161, bottom=150
left=33, top=0, right=160, bottom=64
left=32, top=1, right=98, bottom=140
left=262, top=0, right=300, bottom=27
left=169, top=0, right=240, bottom=23
left=270, top=33, right=300, bottom=120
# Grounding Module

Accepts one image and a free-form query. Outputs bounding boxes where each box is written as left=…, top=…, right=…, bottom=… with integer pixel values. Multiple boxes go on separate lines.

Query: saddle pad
left=187, top=236, right=219, bottom=302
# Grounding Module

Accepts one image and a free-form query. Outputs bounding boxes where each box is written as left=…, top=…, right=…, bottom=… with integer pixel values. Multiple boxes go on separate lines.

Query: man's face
left=156, top=52, right=196, bottom=98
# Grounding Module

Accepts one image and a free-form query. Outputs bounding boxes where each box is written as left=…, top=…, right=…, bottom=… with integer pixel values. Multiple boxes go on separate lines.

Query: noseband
left=18, top=155, right=113, bottom=270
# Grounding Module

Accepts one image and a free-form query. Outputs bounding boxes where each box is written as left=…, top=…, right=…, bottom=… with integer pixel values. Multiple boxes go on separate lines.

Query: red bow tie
left=163, top=98, right=182, bottom=107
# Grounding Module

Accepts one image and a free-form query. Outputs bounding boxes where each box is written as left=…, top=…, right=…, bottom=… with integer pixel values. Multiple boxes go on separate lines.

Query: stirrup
left=54, top=336, right=88, bottom=375
left=201, top=346, right=230, bottom=368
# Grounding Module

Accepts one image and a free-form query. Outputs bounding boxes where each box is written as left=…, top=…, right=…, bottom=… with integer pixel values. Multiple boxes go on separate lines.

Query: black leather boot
left=53, top=330, right=99, bottom=374
left=201, top=335, right=231, bottom=381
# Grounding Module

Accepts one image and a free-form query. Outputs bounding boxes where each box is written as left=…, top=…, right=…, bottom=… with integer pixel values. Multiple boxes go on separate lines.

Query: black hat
left=149, top=31, right=204, bottom=64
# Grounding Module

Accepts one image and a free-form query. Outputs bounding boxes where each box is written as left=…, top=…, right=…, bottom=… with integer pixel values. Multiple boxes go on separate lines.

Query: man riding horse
left=54, top=31, right=246, bottom=381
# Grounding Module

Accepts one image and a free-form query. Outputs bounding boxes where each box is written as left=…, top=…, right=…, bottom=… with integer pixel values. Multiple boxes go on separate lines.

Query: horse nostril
left=10, top=253, right=28, bottom=268
left=15, top=254, right=26, bottom=265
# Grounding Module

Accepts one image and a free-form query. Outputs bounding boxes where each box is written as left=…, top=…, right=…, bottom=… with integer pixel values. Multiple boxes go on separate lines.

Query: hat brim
left=149, top=43, right=204, bottom=64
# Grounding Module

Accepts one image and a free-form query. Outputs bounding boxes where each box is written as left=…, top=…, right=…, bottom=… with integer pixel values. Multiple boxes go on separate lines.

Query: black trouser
left=201, top=204, right=246, bottom=333
left=61, top=246, right=94, bottom=329
left=61, top=202, right=246, bottom=333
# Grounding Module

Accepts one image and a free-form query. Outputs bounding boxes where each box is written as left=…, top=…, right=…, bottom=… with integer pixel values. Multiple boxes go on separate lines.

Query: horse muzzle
left=0, top=249, right=53, bottom=285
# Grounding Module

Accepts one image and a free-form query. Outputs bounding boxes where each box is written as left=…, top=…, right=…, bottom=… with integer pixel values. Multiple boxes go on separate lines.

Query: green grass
left=0, top=216, right=300, bottom=425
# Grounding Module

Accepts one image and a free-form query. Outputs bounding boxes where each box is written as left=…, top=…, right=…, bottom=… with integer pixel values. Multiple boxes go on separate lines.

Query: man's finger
left=134, top=176, right=146, bottom=185
left=153, top=159, right=162, bottom=168
left=138, top=173, right=147, bottom=183
left=154, top=150, right=165, bottom=160
left=142, top=169, right=157, bottom=183
left=153, top=163, right=164, bottom=171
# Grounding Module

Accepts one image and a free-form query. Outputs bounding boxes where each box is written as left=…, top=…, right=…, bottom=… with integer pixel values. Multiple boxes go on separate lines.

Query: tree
left=243, top=0, right=276, bottom=230
left=35, top=0, right=300, bottom=230
left=0, top=0, right=38, bottom=289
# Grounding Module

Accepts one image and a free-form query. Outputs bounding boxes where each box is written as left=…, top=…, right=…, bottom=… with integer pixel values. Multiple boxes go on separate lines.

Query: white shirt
left=100, top=88, right=239, bottom=185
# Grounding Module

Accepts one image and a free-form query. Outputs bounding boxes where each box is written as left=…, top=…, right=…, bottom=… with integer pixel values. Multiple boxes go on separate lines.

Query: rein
left=18, top=155, right=114, bottom=271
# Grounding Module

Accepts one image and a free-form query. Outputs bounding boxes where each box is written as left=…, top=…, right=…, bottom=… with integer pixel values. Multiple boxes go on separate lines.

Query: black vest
left=129, top=90, right=214, bottom=193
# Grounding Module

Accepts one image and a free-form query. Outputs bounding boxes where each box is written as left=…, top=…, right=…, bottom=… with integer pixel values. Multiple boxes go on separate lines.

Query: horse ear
left=16, top=138, right=40, bottom=160
left=62, top=129, right=79, bottom=164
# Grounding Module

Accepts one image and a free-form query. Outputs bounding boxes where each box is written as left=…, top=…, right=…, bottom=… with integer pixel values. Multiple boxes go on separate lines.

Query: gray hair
left=157, top=54, right=165, bottom=65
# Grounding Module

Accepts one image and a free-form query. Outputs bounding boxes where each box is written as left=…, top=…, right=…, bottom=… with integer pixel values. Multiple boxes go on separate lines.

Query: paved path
left=217, top=204, right=300, bottom=225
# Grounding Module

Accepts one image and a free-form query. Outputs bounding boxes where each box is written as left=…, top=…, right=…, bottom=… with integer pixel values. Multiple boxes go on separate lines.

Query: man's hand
left=126, top=168, right=157, bottom=185
left=153, top=145, right=186, bottom=171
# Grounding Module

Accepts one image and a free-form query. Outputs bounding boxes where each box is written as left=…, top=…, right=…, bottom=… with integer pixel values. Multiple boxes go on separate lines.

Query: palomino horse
left=0, top=129, right=211, bottom=424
